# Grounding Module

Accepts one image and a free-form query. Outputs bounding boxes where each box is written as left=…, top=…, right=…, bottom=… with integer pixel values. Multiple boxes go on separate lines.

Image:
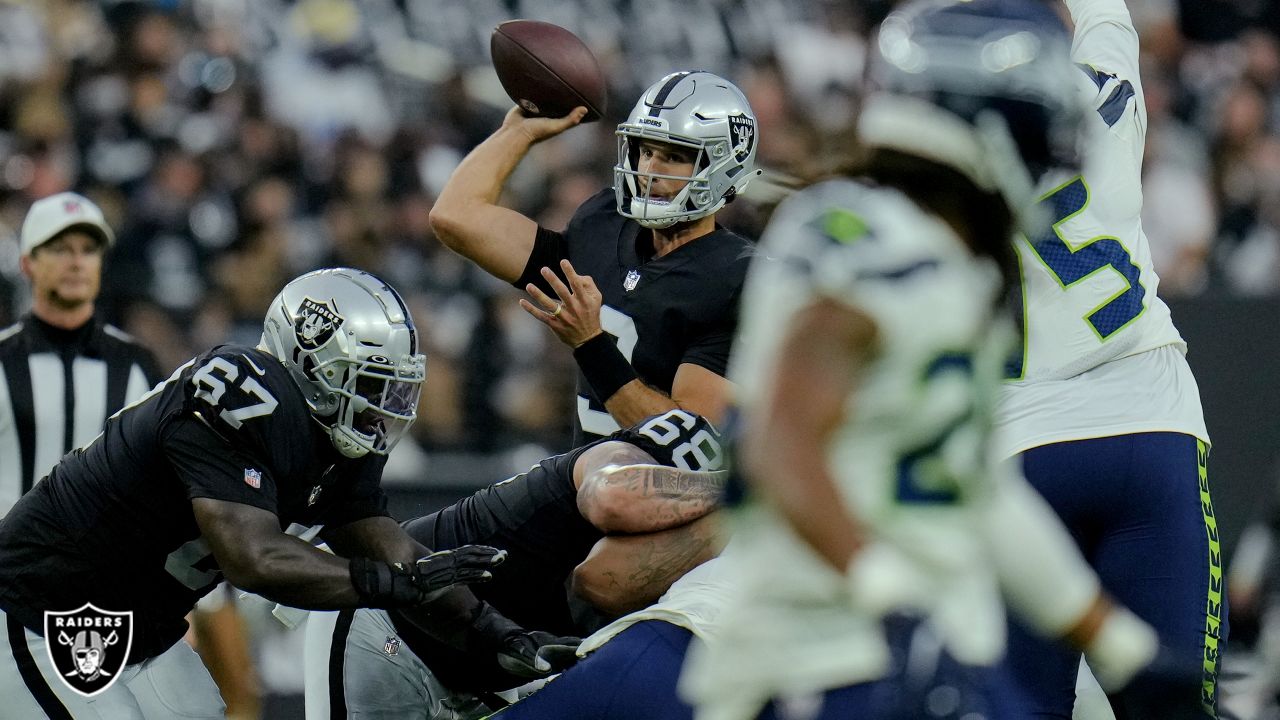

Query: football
left=490, top=20, right=606, bottom=122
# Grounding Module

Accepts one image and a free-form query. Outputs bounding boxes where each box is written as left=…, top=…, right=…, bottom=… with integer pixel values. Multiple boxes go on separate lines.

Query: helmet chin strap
left=330, top=425, right=370, bottom=458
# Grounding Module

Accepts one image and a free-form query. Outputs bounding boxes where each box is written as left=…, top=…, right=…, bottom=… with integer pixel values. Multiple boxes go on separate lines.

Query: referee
left=0, top=191, right=161, bottom=516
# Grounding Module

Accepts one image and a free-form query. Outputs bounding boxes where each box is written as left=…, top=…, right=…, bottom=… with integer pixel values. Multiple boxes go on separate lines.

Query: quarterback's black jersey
left=516, top=189, right=753, bottom=444
left=390, top=409, right=724, bottom=691
left=0, top=345, right=389, bottom=664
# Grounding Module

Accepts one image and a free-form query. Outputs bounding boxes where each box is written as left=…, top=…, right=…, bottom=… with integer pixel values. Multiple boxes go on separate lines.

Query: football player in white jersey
left=679, top=1, right=1188, bottom=719
left=996, top=1, right=1224, bottom=718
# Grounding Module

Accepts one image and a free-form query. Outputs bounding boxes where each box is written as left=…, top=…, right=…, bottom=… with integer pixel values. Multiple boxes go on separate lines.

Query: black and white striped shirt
left=0, top=314, right=160, bottom=514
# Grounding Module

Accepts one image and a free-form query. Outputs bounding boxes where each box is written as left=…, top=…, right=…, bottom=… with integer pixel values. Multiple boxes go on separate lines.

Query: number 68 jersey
left=0, top=345, right=389, bottom=665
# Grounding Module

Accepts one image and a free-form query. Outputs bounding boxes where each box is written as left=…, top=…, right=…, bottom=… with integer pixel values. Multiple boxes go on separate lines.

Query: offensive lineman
left=998, top=0, right=1224, bottom=717
left=0, top=269, right=556, bottom=719
left=305, top=408, right=727, bottom=719
left=430, top=70, right=761, bottom=444
left=681, top=2, right=1182, bottom=719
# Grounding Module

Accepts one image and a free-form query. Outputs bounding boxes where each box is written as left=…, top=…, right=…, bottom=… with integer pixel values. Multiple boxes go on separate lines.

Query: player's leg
left=0, top=609, right=144, bottom=719
left=1002, top=439, right=1104, bottom=718
left=124, top=639, right=225, bottom=720
left=492, top=620, right=694, bottom=720
left=1089, top=433, right=1225, bottom=719
left=306, top=608, right=482, bottom=720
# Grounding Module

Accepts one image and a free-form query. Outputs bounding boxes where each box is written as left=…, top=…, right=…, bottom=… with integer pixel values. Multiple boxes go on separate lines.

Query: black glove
left=350, top=545, right=506, bottom=609
left=496, top=631, right=583, bottom=679
left=467, top=602, right=583, bottom=679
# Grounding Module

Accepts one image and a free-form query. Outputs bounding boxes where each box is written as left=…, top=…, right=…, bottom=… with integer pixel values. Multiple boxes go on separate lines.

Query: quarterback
left=431, top=70, right=761, bottom=444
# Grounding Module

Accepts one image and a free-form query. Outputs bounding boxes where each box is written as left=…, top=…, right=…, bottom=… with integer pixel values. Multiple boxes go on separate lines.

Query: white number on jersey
left=577, top=305, right=639, bottom=436
left=191, top=356, right=279, bottom=429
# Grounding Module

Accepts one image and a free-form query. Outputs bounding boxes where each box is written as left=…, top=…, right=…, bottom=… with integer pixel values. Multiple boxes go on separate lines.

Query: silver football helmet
left=859, top=0, right=1080, bottom=232
left=615, top=71, right=762, bottom=229
left=260, top=268, right=426, bottom=458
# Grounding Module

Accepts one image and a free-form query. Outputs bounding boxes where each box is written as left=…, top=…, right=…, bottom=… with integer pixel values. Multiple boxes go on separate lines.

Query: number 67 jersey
left=995, top=0, right=1208, bottom=457
left=0, top=345, right=389, bottom=665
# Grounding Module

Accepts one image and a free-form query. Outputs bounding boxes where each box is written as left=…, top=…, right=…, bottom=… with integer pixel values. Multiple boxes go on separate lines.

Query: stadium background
left=0, top=0, right=1278, bottom=716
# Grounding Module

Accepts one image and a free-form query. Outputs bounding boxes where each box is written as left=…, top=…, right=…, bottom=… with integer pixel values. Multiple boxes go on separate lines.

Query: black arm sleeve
left=513, top=226, right=570, bottom=294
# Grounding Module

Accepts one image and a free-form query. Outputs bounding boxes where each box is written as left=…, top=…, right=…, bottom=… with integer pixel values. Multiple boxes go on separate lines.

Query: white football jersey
left=681, top=180, right=1013, bottom=720
left=995, top=0, right=1208, bottom=456
left=577, top=550, right=737, bottom=657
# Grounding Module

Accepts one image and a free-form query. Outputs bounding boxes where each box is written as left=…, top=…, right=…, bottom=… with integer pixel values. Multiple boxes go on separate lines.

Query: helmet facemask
left=310, top=350, right=425, bottom=458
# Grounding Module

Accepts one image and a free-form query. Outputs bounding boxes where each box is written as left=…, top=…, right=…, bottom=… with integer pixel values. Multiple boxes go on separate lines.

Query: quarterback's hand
left=519, top=259, right=604, bottom=348
left=503, top=105, right=588, bottom=144
left=350, top=546, right=506, bottom=609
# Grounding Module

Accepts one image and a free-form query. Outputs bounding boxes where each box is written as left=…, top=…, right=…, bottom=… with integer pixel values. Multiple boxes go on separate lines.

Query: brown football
left=491, top=20, right=606, bottom=122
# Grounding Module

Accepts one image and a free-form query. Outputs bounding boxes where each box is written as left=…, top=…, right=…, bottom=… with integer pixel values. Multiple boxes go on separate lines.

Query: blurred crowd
left=0, top=0, right=1278, bottom=463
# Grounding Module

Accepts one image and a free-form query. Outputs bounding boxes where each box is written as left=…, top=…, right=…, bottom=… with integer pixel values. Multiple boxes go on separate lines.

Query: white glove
left=845, top=543, right=937, bottom=618
left=1083, top=607, right=1159, bottom=692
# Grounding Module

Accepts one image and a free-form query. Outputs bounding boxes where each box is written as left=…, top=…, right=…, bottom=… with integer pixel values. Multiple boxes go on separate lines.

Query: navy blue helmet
left=859, top=0, right=1081, bottom=230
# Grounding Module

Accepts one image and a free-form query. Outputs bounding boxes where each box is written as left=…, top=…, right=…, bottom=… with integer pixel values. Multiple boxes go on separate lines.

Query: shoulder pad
left=612, top=409, right=725, bottom=472
left=183, top=347, right=304, bottom=443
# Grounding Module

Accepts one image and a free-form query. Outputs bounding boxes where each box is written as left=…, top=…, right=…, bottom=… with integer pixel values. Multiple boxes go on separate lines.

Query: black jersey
left=517, top=189, right=753, bottom=444
left=0, top=344, right=389, bottom=664
left=389, top=409, right=724, bottom=692
left=0, top=314, right=161, bottom=506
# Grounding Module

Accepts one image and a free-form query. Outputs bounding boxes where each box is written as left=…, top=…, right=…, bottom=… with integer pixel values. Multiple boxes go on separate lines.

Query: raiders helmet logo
left=44, top=604, right=133, bottom=697
left=727, top=114, right=756, bottom=163
left=295, top=298, right=344, bottom=350
left=727, top=113, right=752, bottom=162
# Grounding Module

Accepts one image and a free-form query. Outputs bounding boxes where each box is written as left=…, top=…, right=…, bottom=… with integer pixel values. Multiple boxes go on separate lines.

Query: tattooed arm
left=571, top=513, right=726, bottom=617
left=573, top=441, right=727, bottom=534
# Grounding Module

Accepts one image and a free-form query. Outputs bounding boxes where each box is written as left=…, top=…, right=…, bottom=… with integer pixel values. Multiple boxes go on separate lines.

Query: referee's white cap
left=20, top=192, right=115, bottom=256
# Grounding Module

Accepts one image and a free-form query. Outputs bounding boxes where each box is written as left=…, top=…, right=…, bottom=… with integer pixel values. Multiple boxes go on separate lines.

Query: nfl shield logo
left=244, top=468, right=262, bottom=489
left=44, top=604, right=133, bottom=698
left=623, top=269, right=641, bottom=292
left=384, top=635, right=401, bottom=656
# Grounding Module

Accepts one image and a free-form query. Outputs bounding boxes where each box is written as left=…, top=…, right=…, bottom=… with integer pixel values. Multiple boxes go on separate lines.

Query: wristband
left=573, top=333, right=638, bottom=402
left=350, top=557, right=421, bottom=609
